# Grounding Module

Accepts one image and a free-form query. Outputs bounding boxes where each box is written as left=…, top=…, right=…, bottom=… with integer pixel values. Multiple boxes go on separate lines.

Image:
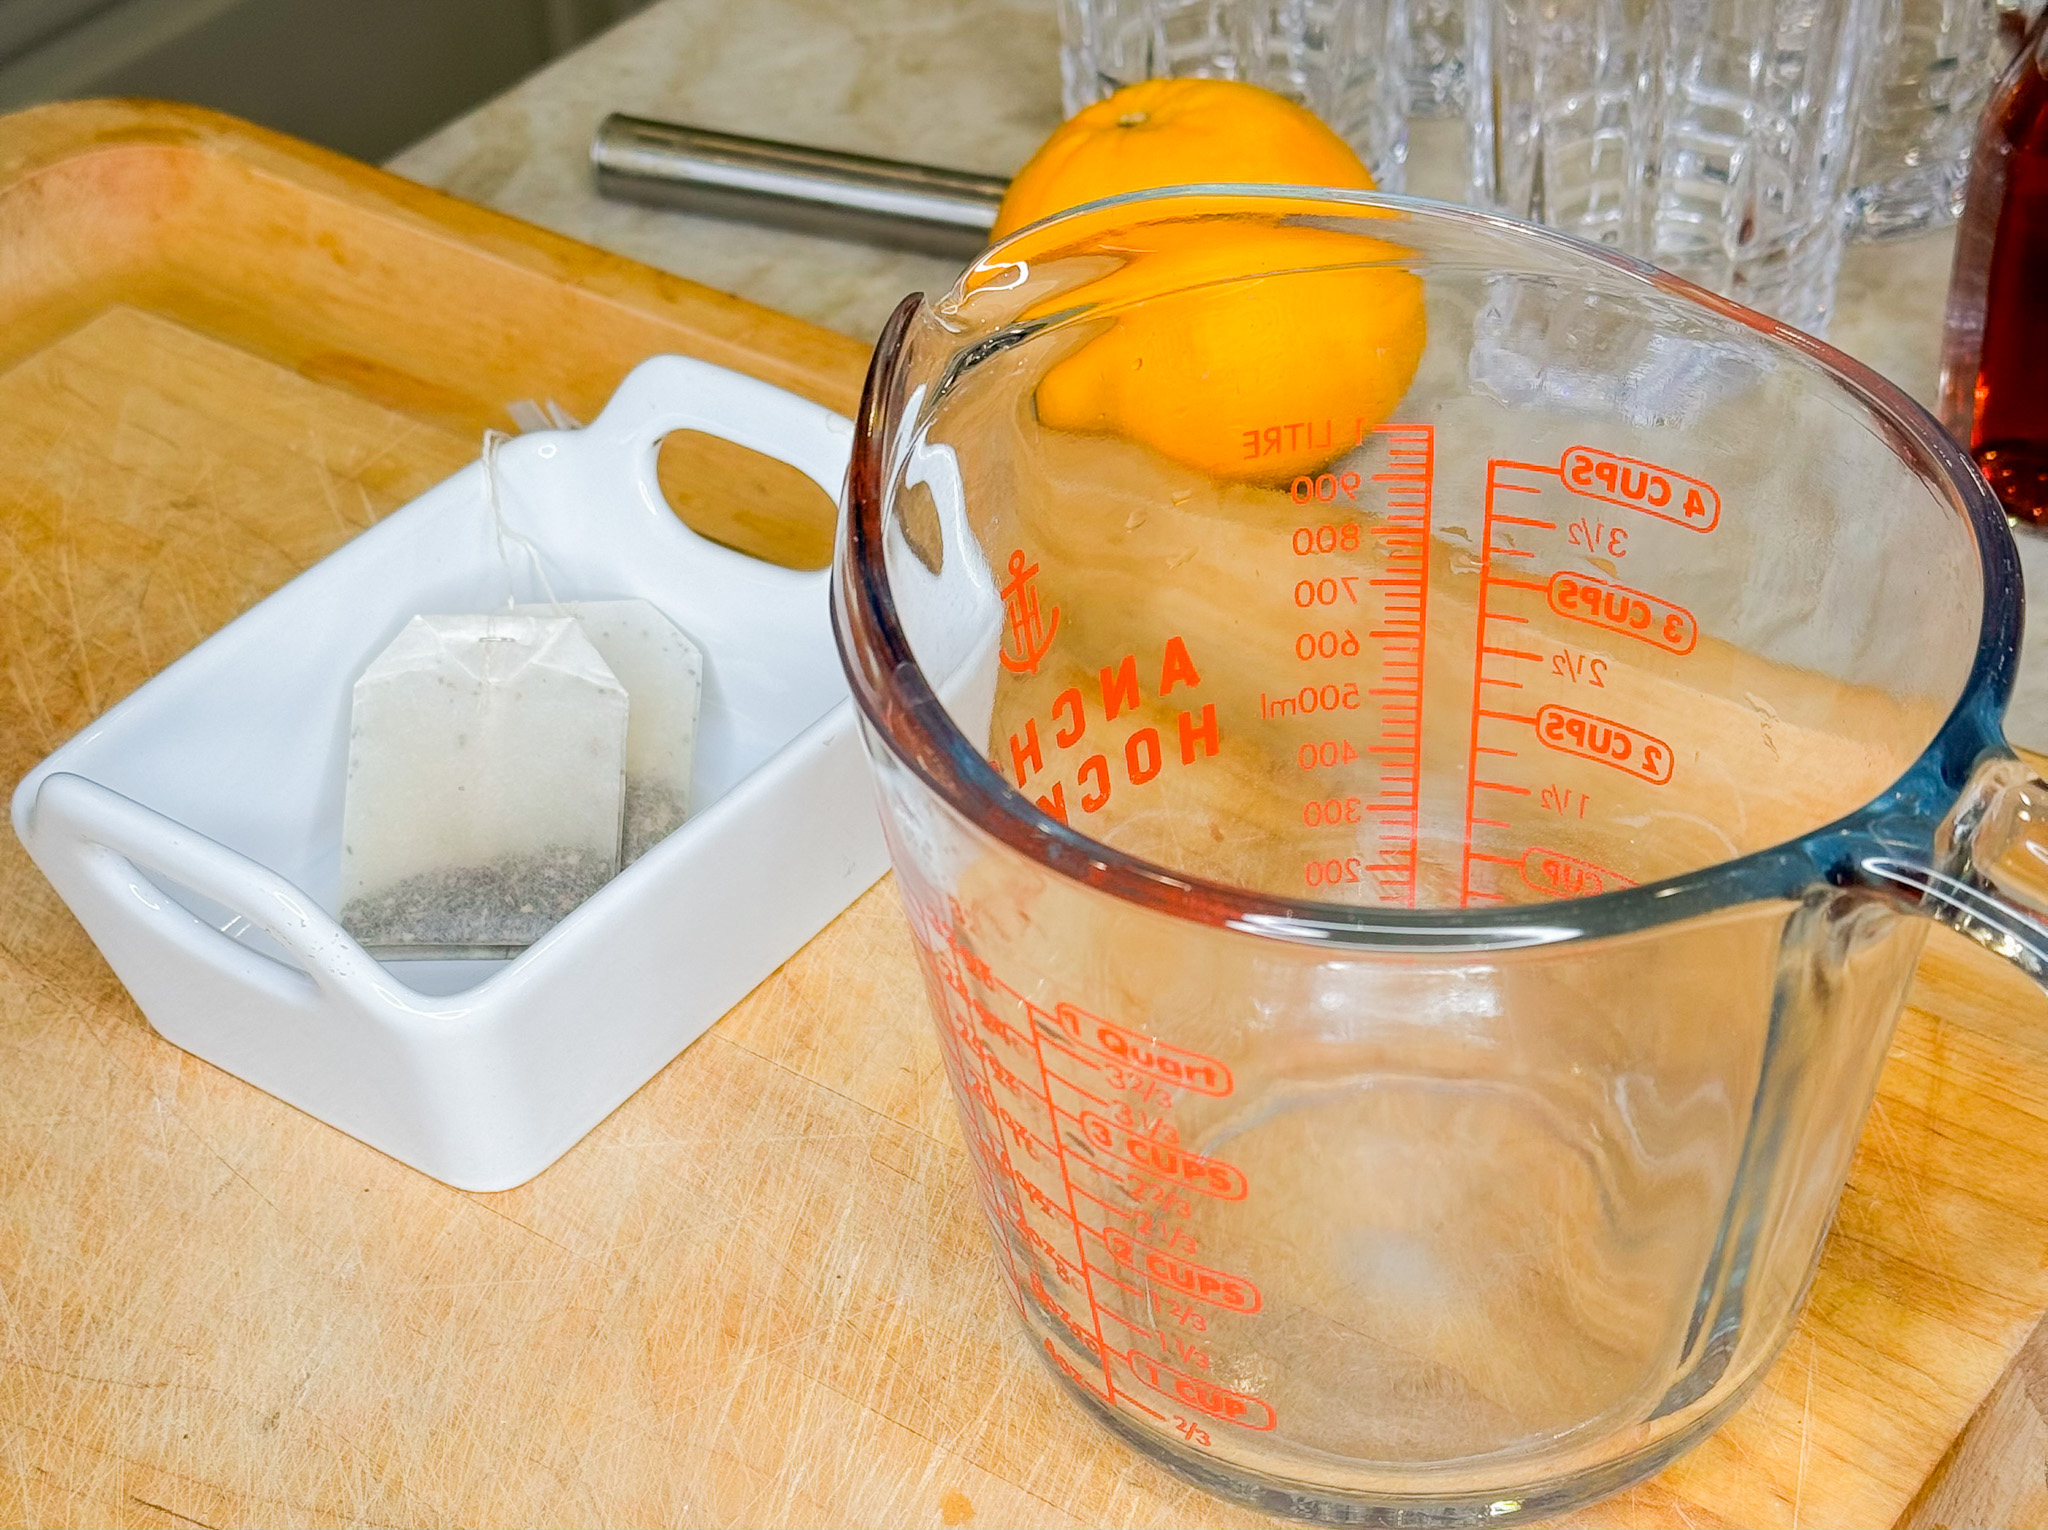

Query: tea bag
left=514, top=599, right=703, bottom=863
left=340, top=614, right=629, bottom=958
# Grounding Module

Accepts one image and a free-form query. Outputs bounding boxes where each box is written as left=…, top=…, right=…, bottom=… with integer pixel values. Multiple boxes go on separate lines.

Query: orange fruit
left=989, top=81, right=1426, bottom=485
left=1025, top=221, right=1427, bottom=483
left=993, top=78, right=1377, bottom=239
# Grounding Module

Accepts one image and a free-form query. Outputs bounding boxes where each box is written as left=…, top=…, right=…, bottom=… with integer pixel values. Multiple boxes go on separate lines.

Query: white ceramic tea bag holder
left=11, top=355, right=983, bottom=1192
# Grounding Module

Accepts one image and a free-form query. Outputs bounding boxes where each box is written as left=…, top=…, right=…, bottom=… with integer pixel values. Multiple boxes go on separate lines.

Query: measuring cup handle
left=1864, top=753, right=2048, bottom=984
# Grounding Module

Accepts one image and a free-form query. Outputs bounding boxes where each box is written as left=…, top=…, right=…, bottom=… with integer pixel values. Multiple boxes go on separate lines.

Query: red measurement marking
left=1548, top=571, right=1697, bottom=656
left=1560, top=446, right=1720, bottom=531
left=1243, top=416, right=1377, bottom=463
left=1080, top=1112, right=1248, bottom=1200
left=1291, top=521, right=1362, bottom=555
left=993, top=1100, right=1058, bottom=1161
left=1100, top=1226, right=1262, bottom=1313
left=931, top=950, right=1130, bottom=1409
left=1085, top=1260, right=1149, bottom=1303
left=917, top=908, right=1272, bottom=1433
left=1463, top=459, right=1555, bottom=904
left=1066, top=1180, right=1138, bottom=1221
left=1124, top=1350, right=1277, bottom=1430
left=1014, top=1214, right=1089, bottom=1290
left=1288, top=469, right=1365, bottom=504
left=1363, top=423, right=1432, bottom=906
left=1535, top=704, right=1674, bottom=784
left=1520, top=846, right=1636, bottom=898
left=996, top=1150, right=1070, bottom=1224
left=1043, top=1338, right=1114, bottom=1405
left=1304, top=855, right=1364, bottom=888
left=1038, top=1063, right=1113, bottom=1111
left=1566, top=516, right=1629, bottom=557
left=1048, top=1003, right=1233, bottom=1096
left=1094, top=1302, right=1156, bottom=1338
left=1047, top=1141, right=1150, bottom=1197
left=1033, top=1270, right=1107, bottom=1359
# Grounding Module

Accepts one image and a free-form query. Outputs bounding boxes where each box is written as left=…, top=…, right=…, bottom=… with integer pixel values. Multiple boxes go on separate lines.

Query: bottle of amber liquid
left=1941, top=8, right=2048, bottom=523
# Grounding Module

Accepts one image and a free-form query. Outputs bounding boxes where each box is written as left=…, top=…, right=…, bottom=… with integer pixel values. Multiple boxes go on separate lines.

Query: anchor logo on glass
left=999, top=547, right=1060, bottom=675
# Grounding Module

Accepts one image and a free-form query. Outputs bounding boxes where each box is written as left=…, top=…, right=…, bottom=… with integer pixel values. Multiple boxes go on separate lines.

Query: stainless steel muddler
left=591, top=114, right=1007, bottom=258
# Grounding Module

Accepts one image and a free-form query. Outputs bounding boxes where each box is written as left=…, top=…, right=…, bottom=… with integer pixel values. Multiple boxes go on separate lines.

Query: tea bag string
left=480, top=428, right=567, bottom=614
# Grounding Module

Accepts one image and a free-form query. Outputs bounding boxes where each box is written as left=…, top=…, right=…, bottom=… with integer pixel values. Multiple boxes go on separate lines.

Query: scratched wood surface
left=4, top=101, right=2048, bottom=1530
left=1907, top=1307, right=2048, bottom=1527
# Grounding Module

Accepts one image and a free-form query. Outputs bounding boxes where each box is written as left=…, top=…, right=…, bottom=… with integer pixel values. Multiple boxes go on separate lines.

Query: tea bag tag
left=514, top=598, right=704, bottom=863
left=340, top=613, right=629, bottom=958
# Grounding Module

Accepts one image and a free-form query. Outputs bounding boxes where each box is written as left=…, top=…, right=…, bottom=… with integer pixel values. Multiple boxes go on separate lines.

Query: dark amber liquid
left=1968, top=22, right=2048, bottom=523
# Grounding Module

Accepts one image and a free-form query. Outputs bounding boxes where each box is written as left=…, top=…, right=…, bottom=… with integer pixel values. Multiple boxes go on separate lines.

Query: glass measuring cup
left=831, top=188, right=2048, bottom=1523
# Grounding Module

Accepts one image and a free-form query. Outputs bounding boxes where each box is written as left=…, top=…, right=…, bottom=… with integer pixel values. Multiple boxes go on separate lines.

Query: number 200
left=1305, top=857, right=1363, bottom=887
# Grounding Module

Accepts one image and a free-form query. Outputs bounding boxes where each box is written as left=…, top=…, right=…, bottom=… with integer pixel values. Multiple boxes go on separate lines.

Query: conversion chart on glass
left=907, top=890, right=1280, bottom=1448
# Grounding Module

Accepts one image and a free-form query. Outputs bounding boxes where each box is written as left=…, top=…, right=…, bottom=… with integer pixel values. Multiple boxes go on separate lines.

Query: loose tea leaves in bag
left=340, top=613, right=629, bottom=958
left=514, top=599, right=703, bottom=863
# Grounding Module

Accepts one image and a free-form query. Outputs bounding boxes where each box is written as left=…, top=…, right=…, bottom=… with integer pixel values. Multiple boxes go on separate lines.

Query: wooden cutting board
left=4, top=100, right=2048, bottom=1530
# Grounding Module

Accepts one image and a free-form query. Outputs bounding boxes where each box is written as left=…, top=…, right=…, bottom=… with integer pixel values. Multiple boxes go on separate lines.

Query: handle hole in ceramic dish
left=892, top=475, right=945, bottom=576
left=133, top=865, right=314, bottom=982
left=655, top=429, right=837, bottom=571
left=138, top=858, right=515, bottom=1001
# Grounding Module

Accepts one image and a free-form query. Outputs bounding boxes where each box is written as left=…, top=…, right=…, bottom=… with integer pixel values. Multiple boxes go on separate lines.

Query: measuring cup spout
left=1864, top=753, right=2048, bottom=982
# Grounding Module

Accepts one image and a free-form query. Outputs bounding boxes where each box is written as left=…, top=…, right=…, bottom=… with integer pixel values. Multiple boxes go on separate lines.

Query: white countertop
left=388, top=0, right=2048, bottom=746
left=390, top=0, right=1059, bottom=346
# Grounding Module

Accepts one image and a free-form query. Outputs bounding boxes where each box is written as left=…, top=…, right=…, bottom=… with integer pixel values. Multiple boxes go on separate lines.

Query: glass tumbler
left=1408, top=0, right=1470, bottom=113
left=1467, top=0, right=1880, bottom=331
left=1848, top=0, right=2003, bottom=239
left=1057, top=0, right=1411, bottom=190
left=833, top=189, right=2048, bottom=1523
